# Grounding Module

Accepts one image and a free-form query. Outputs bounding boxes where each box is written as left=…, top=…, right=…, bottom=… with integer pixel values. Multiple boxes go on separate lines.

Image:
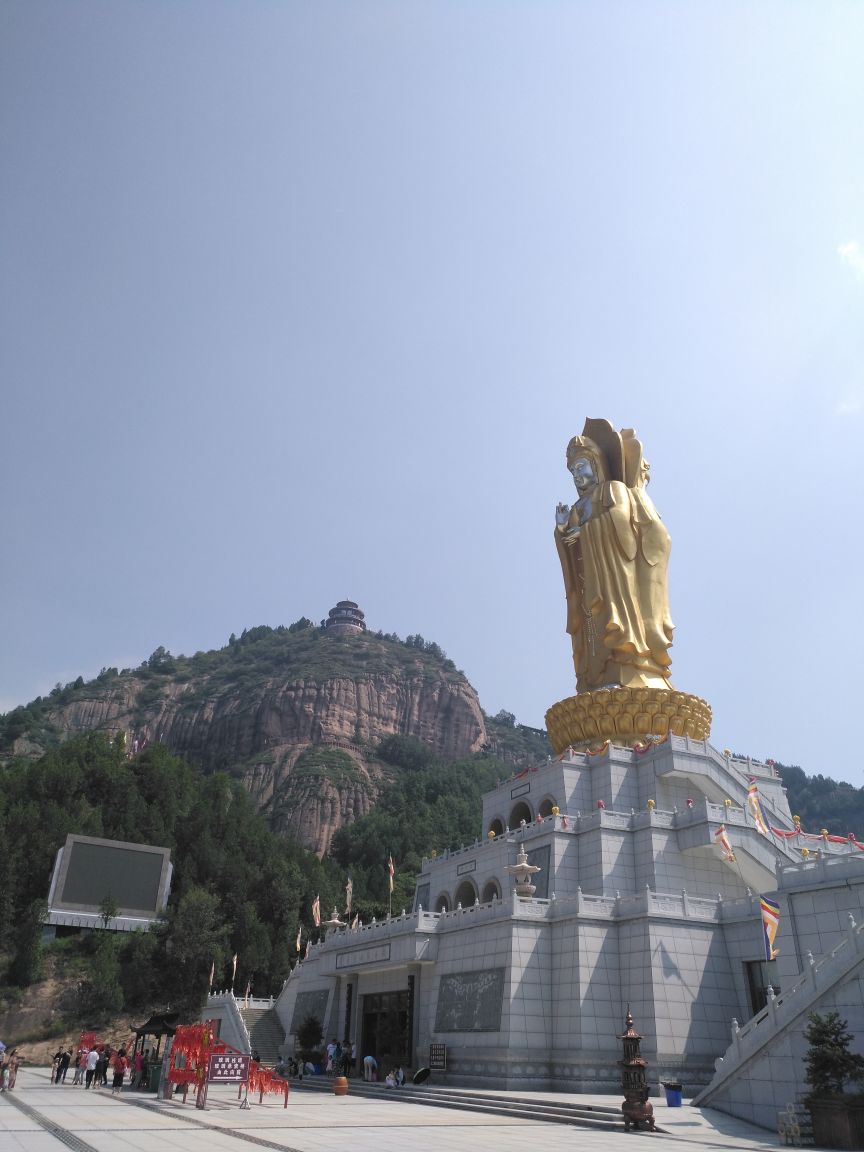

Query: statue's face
left=569, top=455, right=597, bottom=493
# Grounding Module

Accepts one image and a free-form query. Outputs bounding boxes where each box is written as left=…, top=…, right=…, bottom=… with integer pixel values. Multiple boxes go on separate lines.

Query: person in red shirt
left=111, top=1049, right=129, bottom=1095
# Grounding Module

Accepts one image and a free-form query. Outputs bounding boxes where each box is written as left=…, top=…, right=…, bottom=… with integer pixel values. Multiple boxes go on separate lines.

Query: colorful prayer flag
left=760, top=896, right=780, bottom=960
left=714, top=824, right=736, bottom=862
left=748, top=780, right=770, bottom=837
left=388, top=855, right=395, bottom=894
left=312, top=894, right=321, bottom=927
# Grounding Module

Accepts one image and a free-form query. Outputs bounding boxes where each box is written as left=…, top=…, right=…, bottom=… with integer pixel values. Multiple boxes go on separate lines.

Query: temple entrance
left=360, top=990, right=409, bottom=1072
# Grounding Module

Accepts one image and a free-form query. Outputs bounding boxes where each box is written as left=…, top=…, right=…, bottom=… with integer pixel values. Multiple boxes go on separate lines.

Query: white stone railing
left=237, top=994, right=276, bottom=1010
left=694, top=914, right=864, bottom=1105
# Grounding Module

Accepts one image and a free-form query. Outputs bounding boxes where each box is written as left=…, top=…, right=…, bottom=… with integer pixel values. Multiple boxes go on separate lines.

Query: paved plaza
left=0, top=1067, right=787, bottom=1152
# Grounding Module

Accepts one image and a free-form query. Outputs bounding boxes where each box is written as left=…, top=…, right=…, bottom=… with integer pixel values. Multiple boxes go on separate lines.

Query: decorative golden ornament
left=724, top=799, right=732, bottom=807
left=551, top=805, right=560, bottom=816
left=801, top=847, right=810, bottom=857
left=646, top=799, right=656, bottom=810
left=487, top=830, right=496, bottom=839
left=545, top=686, right=711, bottom=754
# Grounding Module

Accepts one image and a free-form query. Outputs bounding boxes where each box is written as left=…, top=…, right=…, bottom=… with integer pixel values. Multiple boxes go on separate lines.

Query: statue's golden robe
left=555, top=477, right=673, bottom=693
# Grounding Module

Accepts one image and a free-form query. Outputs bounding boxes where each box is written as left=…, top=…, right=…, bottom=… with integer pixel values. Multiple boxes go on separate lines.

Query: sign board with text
left=207, top=1053, right=250, bottom=1083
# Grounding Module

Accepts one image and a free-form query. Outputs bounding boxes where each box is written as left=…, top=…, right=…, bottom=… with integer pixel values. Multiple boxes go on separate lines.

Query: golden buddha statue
left=546, top=418, right=710, bottom=751
left=554, top=419, right=673, bottom=693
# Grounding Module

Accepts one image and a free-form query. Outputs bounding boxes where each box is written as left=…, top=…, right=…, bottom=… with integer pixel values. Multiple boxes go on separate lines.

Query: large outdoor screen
left=52, top=836, right=170, bottom=915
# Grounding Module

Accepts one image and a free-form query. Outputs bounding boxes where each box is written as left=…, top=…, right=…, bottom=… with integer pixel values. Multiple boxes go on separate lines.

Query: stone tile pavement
left=0, top=1068, right=790, bottom=1152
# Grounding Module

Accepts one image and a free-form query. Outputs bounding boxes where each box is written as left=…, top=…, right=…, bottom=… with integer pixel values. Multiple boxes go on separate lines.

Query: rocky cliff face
left=10, top=629, right=489, bottom=855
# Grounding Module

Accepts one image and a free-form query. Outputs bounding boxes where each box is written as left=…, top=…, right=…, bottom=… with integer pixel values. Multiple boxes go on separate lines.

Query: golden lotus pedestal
left=545, top=687, right=712, bottom=755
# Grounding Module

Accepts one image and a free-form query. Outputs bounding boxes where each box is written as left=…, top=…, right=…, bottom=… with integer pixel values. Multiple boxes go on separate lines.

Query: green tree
left=804, top=1011, right=864, bottom=1097
left=78, top=933, right=124, bottom=1022
left=164, top=886, right=228, bottom=1011
left=8, top=898, right=47, bottom=986
left=119, top=930, right=158, bottom=1011
left=99, top=893, right=119, bottom=929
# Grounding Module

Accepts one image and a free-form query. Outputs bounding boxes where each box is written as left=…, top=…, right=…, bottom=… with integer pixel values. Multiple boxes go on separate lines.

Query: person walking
left=363, top=1053, right=377, bottom=1082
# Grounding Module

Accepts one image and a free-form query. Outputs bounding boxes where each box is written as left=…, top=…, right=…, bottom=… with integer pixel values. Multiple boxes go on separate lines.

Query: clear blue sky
left=2, top=2, right=863, bottom=787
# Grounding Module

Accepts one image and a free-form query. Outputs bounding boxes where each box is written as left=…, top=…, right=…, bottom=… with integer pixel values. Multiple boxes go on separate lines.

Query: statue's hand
left=555, top=502, right=570, bottom=527
left=562, top=526, right=581, bottom=545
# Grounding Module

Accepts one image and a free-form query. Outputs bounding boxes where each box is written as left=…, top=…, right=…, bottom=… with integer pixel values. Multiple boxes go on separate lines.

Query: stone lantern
left=506, top=844, right=541, bottom=897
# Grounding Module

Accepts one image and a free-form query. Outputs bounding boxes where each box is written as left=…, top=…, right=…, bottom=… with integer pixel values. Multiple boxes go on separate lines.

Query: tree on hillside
left=8, top=899, right=47, bottom=986
left=163, top=886, right=228, bottom=1011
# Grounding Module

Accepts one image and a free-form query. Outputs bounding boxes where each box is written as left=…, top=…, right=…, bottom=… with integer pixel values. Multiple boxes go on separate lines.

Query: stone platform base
left=545, top=687, right=711, bottom=754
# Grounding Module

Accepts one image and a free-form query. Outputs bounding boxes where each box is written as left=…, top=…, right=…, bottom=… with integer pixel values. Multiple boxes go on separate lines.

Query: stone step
left=294, top=1077, right=628, bottom=1129
left=240, top=1007, right=285, bottom=1064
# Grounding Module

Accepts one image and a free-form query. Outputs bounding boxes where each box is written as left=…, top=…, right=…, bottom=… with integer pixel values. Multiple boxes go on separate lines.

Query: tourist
left=57, top=1049, right=72, bottom=1083
left=111, top=1048, right=129, bottom=1094
left=363, top=1053, right=377, bottom=1082
left=350, top=1040, right=357, bottom=1076
left=85, top=1047, right=99, bottom=1088
left=51, top=1047, right=64, bottom=1083
left=385, top=1069, right=396, bottom=1088
left=396, top=1066, right=405, bottom=1087
left=72, top=1049, right=85, bottom=1086
left=130, top=1049, right=144, bottom=1090
left=0, top=1048, right=8, bottom=1092
left=7, top=1049, right=23, bottom=1090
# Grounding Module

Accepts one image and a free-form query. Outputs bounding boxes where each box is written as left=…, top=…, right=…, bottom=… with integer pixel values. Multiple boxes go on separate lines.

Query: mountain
left=0, top=621, right=549, bottom=854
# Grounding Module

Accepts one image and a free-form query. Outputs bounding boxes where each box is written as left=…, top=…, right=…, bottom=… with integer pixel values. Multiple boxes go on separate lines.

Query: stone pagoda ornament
left=506, top=844, right=541, bottom=897
left=323, top=907, right=345, bottom=931
left=619, top=1007, right=655, bottom=1131
left=546, top=417, right=711, bottom=751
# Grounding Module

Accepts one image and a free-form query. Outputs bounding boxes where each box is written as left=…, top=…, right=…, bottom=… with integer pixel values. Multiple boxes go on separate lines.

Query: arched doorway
left=482, top=879, right=501, bottom=903
left=435, top=893, right=450, bottom=913
left=454, top=879, right=478, bottom=908
left=509, top=800, right=533, bottom=827
left=538, top=797, right=556, bottom=818
left=488, top=817, right=505, bottom=837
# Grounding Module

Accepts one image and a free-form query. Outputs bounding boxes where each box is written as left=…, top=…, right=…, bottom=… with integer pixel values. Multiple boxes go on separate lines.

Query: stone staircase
left=239, top=1006, right=284, bottom=1065
left=295, top=1077, right=628, bottom=1130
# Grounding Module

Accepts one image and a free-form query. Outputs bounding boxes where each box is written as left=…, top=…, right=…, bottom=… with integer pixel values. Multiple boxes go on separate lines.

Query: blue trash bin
left=663, top=1083, right=683, bottom=1107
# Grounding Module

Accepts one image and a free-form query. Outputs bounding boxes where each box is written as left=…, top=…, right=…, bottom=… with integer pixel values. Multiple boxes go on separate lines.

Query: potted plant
left=804, top=1011, right=864, bottom=1149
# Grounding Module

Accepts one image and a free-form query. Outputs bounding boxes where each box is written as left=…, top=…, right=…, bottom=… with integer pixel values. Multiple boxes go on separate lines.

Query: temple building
left=323, top=600, right=367, bottom=634
left=207, top=735, right=864, bottom=1103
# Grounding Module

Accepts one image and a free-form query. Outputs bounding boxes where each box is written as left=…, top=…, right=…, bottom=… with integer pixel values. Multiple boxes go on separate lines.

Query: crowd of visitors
left=46, top=1044, right=135, bottom=1092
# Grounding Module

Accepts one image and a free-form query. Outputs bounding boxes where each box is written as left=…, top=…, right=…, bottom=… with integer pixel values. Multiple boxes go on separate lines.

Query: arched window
left=481, top=879, right=501, bottom=903
left=488, top=817, right=505, bottom=837
left=538, top=797, right=556, bottom=818
left=509, top=800, right=533, bottom=828
left=454, top=879, right=478, bottom=908
left=435, top=893, right=450, bottom=913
